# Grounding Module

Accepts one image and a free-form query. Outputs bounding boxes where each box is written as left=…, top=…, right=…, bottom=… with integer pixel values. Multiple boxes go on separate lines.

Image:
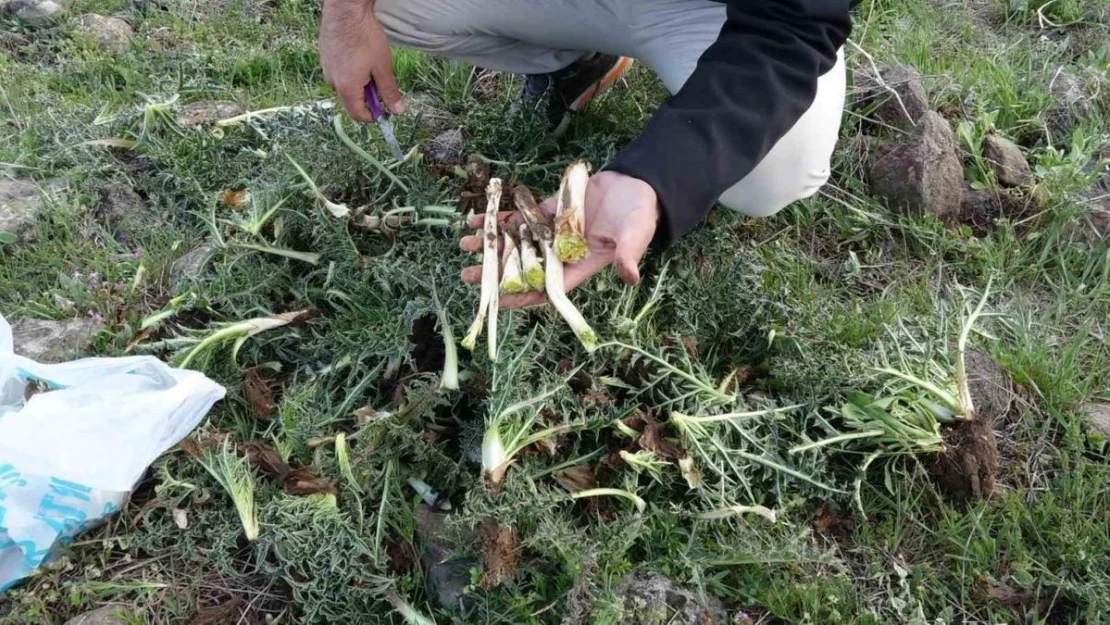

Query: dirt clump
left=959, top=187, right=1034, bottom=235
left=870, top=111, right=963, bottom=218
left=614, top=571, right=728, bottom=625
left=931, top=349, right=1011, bottom=504
left=479, top=517, right=517, bottom=588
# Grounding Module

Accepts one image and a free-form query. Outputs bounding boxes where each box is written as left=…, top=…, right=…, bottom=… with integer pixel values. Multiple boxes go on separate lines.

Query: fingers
left=336, top=81, right=374, bottom=123
left=466, top=210, right=522, bottom=230
left=372, top=68, right=406, bottom=115
left=459, top=264, right=548, bottom=309
left=613, top=228, right=652, bottom=286
left=538, top=196, right=556, bottom=217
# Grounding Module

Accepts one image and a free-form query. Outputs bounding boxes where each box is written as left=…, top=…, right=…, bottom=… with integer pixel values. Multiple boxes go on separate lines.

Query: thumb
left=613, top=228, right=651, bottom=286
left=373, top=68, right=405, bottom=115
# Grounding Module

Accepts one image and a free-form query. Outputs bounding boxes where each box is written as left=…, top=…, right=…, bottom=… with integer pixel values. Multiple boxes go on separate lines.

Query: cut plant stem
left=697, top=504, right=778, bottom=523
left=512, top=185, right=552, bottom=242
left=553, top=161, right=590, bottom=263
left=543, top=239, right=598, bottom=352
left=431, top=288, right=459, bottom=391
left=571, top=488, right=647, bottom=513
left=461, top=178, right=502, bottom=361
left=499, top=231, right=527, bottom=294
left=519, top=224, right=544, bottom=291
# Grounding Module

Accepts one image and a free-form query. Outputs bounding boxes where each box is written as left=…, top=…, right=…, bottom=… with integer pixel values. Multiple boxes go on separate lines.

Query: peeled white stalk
left=519, top=224, right=544, bottom=291
left=543, top=239, right=598, bottom=352
left=461, top=178, right=502, bottom=361
left=553, top=161, right=590, bottom=263
left=499, top=231, right=527, bottom=294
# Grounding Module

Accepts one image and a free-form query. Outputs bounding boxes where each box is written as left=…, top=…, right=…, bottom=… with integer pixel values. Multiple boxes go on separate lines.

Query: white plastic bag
left=0, top=314, right=226, bottom=592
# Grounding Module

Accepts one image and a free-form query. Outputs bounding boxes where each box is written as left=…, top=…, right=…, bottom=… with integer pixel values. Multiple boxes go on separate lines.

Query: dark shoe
left=517, top=53, right=634, bottom=137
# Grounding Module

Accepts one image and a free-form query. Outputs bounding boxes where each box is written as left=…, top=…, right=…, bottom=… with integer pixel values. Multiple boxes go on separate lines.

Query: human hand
left=460, top=171, right=659, bottom=308
left=319, top=0, right=405, bottom=122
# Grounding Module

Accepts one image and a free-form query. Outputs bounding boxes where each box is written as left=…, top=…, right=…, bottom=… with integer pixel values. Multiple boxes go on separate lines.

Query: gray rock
left=63, top=606, right=126, bottom=625
left=854, top=64, right=929, bottom=130
left=10, top=317, right=103, bottom=363
left=870, top=111, right=963, bottom=218
left=982, top=135, right=1031, bottom=187
left=96, top=184, right=156, bottom=245
left=74, top=14, right=133, bottom=53
left=426, top=128, right=464, bottom=164
left=0, top=178, right=66, bottom=244
left=615, top=571, right=728, bottom=625
left=14, top=0, right=63, bottom=27
left=1085, top=404, right=1110, bottom=439
left=171, top=242, right=217, bottom=284
left=178, top=100, right=243, bottom=127
left=1046, top=69, right=1104, bottom=137
left=416, top=505, right=476, bottom=612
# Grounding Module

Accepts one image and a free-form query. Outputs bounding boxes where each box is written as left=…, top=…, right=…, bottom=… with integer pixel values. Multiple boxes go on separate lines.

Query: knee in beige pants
left=373, top=0, right=845, bottom=219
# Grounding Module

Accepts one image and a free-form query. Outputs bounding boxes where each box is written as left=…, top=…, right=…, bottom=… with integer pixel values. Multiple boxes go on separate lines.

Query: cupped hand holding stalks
left=456, top=163, right=660, bottom=360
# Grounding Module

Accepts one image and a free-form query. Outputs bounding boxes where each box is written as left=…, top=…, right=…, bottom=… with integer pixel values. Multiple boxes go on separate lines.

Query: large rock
left=854, top=64, right=929, bottom=131
left=1084, top=404, right=1110, bottom=439
left=0, top=178, right=66, bottom=244
left=1046, top=70, right=1105, bottom=137
left=95, top=184, right=156, bottom=246
left=982, top=134, right=1031, bottom=187
left=426, top=128, right=464, bottom=164
left=171, top=242, right=217, bottom=284
left=870, top=111, right=963, bottom=218
left=615, top=571, right=728, bottom=625
left=10, top=317, right=104, bottom=363
left=63, top=607, right=126, bottom=625
left=12, top=0, right=63, bottom=27
left=178, top=100, right=243, bottom=127
left=74, top=14, right=133, bottom=53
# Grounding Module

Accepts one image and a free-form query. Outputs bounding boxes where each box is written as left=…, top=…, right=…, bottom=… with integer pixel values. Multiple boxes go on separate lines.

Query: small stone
left=171, top=242, right=217, bottom=284
left=0, top=178, right=66, bottom=244
left=854, top=64, right=929, bottom=131
left=96, top=184, right=156, bottom=245
left=982, top=135, right=1031, bottom=187
left=1084, top=404, right=1110, bottom=439
left=74, top=14, right=133, bottom=53
left=178, top=100, right=243, bottom=127
left=870, top=111, right=963, bottom=218
left=415, top=505, right=476, bottom=612
left=615, top=571, right=728, bottom=625
left=14, top=0, right=63, bottom=27
left=10, top=317, right=104, bottom=363
left=63, top=606, right=126, bottom=625
left=426, top=128, right=464, bottom=164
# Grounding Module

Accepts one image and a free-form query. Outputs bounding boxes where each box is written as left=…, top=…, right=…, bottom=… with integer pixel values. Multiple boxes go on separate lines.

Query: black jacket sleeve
left=607, top=0, right=852, bottom=250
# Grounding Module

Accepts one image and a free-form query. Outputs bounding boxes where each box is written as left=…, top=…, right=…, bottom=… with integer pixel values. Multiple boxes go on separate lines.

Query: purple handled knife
left=363, top=80, right=405, bottom=160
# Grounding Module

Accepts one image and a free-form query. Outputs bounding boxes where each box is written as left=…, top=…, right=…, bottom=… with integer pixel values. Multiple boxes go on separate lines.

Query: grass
left=2, top=0, right=1109, bottom=622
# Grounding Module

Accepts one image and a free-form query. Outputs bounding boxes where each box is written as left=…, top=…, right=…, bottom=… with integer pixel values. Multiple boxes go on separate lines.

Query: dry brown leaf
left=244, top=367, right=276, bottom=421
left=582, top=391, right=612, bottom=408
left=639, top=418, right=685, bottom=460
left=554, top=465, right=597, bottom=493
left=179, top=437, right=202, bottom=458
left=987, top=584, right=1036, bottom=606
left=385, top=532, right=418, bottom=576
left=124, top=327, right=156, bottom=354
left=354, top=405, right=387, bottom=425
left=239, top=441, right=291, bottom=481
left=218, top=188, right=251, bottom=209
left=283, top=466, right=337, bottom=496
left=479, top=517, right=516, bottom=588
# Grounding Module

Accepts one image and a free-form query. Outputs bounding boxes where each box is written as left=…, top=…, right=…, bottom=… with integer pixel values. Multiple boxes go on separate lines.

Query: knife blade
left=363, top=80, right=406, bottom=161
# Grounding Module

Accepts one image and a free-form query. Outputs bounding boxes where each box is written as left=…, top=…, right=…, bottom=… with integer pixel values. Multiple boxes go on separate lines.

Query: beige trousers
left=374, top=0, right=845, bottom=218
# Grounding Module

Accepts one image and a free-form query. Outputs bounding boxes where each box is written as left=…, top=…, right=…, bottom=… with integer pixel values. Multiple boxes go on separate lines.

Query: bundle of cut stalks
left=461, top=162, right=598, bottom=362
